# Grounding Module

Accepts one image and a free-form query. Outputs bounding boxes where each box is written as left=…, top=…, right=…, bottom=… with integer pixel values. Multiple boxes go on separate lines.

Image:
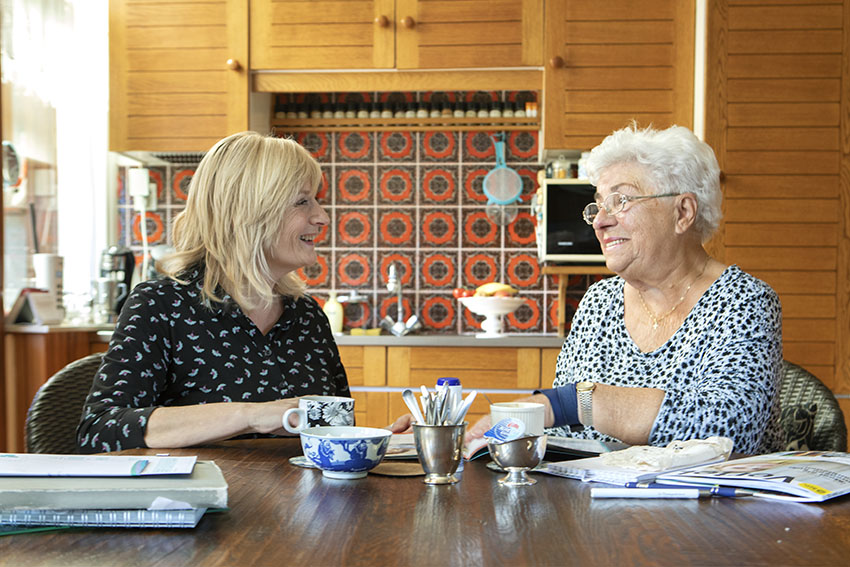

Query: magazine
left=656, top=451, right=850, bottom=502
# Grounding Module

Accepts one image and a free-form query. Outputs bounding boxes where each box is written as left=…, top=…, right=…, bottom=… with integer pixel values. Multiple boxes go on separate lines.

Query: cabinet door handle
left=549, top=56, right=564, bottom=69
left=226, top=58, right=241, bottom=71
left=375, top=15, right=390, bottom=28
left=400, top=16, right=415, bottom=29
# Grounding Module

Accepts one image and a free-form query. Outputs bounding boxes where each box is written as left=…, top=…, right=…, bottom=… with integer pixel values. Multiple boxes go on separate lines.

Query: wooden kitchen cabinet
left=543, top=0, right=695, bottom=150
left=4, top=329, right=107, bottom=453
left=251, top=0, right=543, bottom=70
left=109, top=0, right=250, bottom=151
left=386, top=346, right=550, bottom=426
left=338, top=345, right=389, bottom=428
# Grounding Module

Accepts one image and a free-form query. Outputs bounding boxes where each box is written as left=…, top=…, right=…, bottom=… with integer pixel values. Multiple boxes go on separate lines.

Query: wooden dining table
left=2, top=438, right=850, bottom=566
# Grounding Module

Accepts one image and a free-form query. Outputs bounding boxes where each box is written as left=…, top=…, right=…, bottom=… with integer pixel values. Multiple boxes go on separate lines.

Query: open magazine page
left=657, top=451, right=850, bottom=502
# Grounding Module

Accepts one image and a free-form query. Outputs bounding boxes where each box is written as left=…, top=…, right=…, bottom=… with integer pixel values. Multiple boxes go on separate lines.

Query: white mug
left=490, top=402, right=545, bottom=436
left=32, top=253, right=64, bottom=309
left=283, top=396, right=355, bottom=434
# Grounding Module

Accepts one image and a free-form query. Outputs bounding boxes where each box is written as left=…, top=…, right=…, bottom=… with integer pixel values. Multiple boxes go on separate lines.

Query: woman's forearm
left=143, top=399, right=299, bottom=448
left=591, top=384, right=665, bottom=445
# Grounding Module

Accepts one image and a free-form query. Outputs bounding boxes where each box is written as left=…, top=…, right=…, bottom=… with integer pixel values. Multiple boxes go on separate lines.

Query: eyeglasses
left=582, top=192, right=679, bottom=225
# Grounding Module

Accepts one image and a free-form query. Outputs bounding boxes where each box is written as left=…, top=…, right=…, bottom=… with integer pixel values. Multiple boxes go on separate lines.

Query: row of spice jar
left=273, top=99, right=539, bottom=120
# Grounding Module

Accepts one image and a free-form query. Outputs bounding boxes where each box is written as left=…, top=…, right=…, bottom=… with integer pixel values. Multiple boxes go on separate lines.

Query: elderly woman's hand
left=465, top=414, right=492, bottom=443
left=386, top=413, right=415, bottom=433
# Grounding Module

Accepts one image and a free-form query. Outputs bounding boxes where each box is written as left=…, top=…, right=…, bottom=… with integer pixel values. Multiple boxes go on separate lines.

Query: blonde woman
left=78, top=132, right=346, bottom=452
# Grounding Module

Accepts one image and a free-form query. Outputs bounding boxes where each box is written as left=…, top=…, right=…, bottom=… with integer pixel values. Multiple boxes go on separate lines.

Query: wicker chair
left=25, top=352, right=104, bottom=454
left=779, top=360, right=847, bottom=452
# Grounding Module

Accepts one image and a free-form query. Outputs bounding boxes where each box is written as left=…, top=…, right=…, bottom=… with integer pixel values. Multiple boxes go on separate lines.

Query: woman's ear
left=674, top=193, right=699, bottom=235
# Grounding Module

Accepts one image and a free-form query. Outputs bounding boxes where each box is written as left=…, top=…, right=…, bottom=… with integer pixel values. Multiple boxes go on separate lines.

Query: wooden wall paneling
left=703, top=0, right=728, bottom=262
left=724, top=224, right=837, bottom=247
left=725, top=247, right=836, bottom=271
left=673, top=0, right=696, bottom=126
left=724, top=200, right=839, bottom=223
left=724, top=174, right=839, bottom=199
left=749, top=270, right=836, bottom=295
left=726, top=127, right=838, bottom=151
left=727, top=78, right=841, bottom=103
left=837, top=0, right=850, bottom=397
left=724, top=151, right=839, bottom=175
left=713, top=1, right=845, bottom=393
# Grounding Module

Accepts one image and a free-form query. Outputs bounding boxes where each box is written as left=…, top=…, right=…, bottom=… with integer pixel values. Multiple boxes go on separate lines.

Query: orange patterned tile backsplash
left=116, top=95, right=596, bottom=335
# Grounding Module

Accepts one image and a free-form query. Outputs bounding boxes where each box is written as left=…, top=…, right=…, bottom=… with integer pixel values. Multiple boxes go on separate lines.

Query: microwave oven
left=536, top=179, right=605, bottom=263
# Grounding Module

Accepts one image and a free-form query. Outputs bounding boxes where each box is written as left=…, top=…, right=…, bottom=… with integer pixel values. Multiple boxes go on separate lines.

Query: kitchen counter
left=336, top=333, right=564, bottom=348
left=5, top=323, right=565, bottom=348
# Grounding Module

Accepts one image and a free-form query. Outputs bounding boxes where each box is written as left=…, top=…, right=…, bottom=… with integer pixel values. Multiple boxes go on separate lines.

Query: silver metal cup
left=413, top=422, right=467, bottom=485
left=487, top=434, right=547, bottom=486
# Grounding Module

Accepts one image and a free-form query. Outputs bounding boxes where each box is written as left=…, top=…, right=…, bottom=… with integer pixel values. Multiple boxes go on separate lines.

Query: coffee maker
left=100, top=245, right=135, bottom=315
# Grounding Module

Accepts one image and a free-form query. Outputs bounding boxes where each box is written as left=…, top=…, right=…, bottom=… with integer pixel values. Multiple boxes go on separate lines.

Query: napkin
left=597, top=436, right=734, bottom=472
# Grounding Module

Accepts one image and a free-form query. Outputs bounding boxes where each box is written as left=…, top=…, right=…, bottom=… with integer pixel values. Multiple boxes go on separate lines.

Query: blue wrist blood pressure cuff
left=535, top=383, right=580, bottom=428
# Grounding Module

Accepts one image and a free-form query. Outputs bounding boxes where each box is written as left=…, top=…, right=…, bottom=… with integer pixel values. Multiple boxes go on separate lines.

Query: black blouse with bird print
left=77, top=268, right=349, bottom=453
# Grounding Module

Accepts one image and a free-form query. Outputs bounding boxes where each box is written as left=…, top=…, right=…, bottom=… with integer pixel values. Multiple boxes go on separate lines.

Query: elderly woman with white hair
left=462, top=123, right=783, bottom=454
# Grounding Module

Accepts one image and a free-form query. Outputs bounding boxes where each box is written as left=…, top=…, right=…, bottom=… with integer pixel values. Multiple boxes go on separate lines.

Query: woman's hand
left=465, top=414, right=492, bottom=443
left=246, top=398, right=302, bottom=436
left=386, top=413, right=415, bottom=433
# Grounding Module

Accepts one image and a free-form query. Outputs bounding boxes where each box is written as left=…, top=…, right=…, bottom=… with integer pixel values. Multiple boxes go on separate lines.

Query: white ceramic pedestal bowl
left=300, top=426, right=392, bottom=479
left=458, top=296, right=525, bottom=337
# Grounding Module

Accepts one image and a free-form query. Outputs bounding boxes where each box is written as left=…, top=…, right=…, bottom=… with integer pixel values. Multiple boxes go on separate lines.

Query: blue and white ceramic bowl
left=300, top=426, right=393, bottom=479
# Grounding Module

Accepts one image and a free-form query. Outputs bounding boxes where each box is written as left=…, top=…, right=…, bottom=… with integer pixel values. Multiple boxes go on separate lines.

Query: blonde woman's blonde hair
left=159, top=131, right=322, bottom=310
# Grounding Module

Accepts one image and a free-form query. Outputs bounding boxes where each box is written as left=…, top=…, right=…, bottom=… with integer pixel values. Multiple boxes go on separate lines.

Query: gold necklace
left=636, top=258, right=710, bottom=330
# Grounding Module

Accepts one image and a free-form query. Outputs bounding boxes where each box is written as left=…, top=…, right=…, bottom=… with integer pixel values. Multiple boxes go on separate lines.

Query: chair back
left=25, top=352, right=104, bottom=454
left=779, top=361, right=847, bottom=452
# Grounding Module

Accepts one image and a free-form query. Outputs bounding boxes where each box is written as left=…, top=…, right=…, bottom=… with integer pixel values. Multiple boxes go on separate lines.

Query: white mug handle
left=283, top=407, right=307, bottom=434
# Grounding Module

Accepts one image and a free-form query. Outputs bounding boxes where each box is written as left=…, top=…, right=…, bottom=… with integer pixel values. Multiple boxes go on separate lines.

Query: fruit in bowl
left=458, top=293, right=525, bottom=337
left=300, top=426, right=392, bottom=479
left=473, top=282, right=517, bottom=297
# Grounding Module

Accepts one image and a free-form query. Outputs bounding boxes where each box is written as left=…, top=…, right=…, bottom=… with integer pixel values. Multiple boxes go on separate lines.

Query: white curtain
left=2, top=0, right=108, bottom=305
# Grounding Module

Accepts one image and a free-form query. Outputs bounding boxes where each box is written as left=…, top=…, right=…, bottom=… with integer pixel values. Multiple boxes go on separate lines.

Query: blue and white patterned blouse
left=77, top=269, right=349, bottom=453
left=548, top=265, right=784, bottom=455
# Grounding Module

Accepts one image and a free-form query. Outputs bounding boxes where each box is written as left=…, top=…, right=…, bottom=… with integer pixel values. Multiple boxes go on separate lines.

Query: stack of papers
left=539, top=437, right=733, bottom=485
left=656, top=451, right=850, bottom=502
left=0, top=454, right=228, bottom=531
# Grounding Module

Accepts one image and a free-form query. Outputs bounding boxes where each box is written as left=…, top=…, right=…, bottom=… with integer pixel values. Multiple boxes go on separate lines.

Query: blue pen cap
left=437, top=377, right=461, bottom=386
